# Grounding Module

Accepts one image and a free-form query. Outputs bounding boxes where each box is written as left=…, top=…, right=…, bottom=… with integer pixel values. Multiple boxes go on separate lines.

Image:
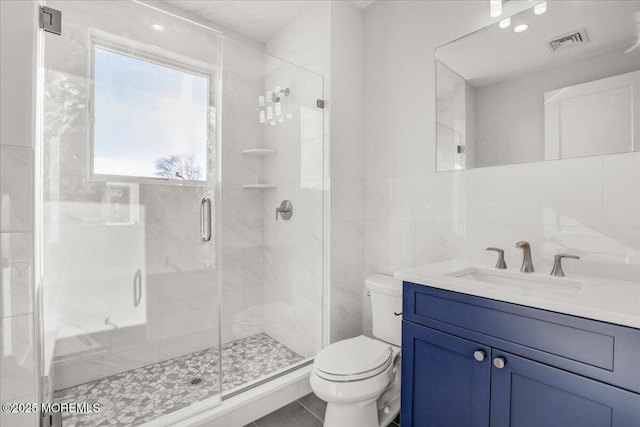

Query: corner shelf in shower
left=242, top=184, right=277, bottom=189
left=241, top=148, right=278, bottom=156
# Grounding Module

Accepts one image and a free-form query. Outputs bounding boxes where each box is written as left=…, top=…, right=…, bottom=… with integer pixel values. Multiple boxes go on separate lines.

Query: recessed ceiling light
left=499, top=17, right=511, bottom=29
left=151, top=24, right=164, bottom=32
left=513, top=24, right=529, bottom=33
left=490, top=0, right=502, bottom=18
left=534, top=2, right=547, bottom=15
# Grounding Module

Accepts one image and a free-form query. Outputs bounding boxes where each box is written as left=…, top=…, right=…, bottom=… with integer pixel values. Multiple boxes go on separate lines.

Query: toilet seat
left=314, top=335, right=393, bottom=382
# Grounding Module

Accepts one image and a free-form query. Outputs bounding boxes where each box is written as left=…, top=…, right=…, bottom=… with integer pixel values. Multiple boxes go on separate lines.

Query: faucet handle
left=550, top=254, right=580, bottom=277
left=486, top=247, right=507, bottom=269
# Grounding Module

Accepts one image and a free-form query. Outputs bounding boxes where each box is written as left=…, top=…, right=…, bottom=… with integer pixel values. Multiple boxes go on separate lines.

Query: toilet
left=310, top=274, right=402, bottom=427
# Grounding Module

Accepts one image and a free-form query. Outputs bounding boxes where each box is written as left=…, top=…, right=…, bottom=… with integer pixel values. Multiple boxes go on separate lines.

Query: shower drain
left=190, top=378, right=202, bottom=385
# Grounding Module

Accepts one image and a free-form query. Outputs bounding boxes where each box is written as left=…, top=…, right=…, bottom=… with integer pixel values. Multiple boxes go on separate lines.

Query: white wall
left=473, top=48, right=639, bottom=167
left=328, top=1, right=364, bottom=343
left=265, top=1, right=365, bottom=346
left=363, top=1, right=640, bottom=334
left=0, top=1, right=39, bottom=426
left=219, top=38, right=267, bottom=346
left=263, top=2, right=329, bottom=356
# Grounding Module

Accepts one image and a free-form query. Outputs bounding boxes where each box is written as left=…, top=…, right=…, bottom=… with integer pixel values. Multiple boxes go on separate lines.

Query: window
left=92, top=44, right=210, bottom=181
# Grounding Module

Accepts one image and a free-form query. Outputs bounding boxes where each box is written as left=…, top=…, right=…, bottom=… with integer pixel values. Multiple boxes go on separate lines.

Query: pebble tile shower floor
left=53, top=333, right=303, bottom=426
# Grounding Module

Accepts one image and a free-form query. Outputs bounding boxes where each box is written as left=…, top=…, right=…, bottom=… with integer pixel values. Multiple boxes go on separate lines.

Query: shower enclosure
left=36, top=1, right=324, bottom=425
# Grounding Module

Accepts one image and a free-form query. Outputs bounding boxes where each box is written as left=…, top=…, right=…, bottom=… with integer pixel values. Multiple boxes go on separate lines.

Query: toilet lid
left=314, top=335, right=392, bottom=380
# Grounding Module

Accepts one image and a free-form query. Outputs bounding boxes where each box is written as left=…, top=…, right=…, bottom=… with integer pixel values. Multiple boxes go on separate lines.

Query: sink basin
left=447, top=267, right=583, bottom=294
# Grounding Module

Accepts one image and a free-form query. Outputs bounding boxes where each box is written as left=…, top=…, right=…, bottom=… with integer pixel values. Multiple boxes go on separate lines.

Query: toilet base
left=323, top=399, right=378, bottom=427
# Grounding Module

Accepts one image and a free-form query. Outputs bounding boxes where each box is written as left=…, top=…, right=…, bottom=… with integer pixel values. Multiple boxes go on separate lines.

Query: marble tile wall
left=0, top=2, right=38, bottom=427
left=220, top=38, right=267, bottom=345
left=266, top=1, right=368, bottom=348
left=261, top=38, right=326, bottom=357
left=361, top=1, right=640, bottom=334
left=327, top=1, right=365, bottom=343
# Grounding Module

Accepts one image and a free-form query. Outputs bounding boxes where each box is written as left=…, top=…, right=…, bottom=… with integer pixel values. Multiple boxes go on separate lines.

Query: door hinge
left=457, top=145, right=465, bottom=154
left=316, top=99, right=325, bottom=109
left=40, top=6, right=62, bottom=35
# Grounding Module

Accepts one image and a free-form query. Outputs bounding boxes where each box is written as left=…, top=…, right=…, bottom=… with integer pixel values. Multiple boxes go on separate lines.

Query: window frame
left=88, top=34, right=214, bottom=185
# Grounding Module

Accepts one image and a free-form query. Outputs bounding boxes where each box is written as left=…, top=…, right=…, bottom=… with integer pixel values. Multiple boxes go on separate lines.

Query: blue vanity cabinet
left=401, top=282, right=640, bottom=427
left=490, top=351, right=640, bottom=427
left=401, top=321, right=491, bottom=427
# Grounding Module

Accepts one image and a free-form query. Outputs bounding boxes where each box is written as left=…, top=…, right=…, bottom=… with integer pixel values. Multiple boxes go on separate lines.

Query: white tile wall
left=328, top=1, right=365, bottom=343
left=362, top=1, right=640, bottom=334
left=463, top=156, right=603, bottom=227
left=0, top=314, right=36, bottom=402
left=1, top=233, right=33, bottom=318
left=602, top=153, right=640, bottom=228
left=0, top=1, right=35, bottom=150
left=1, top=148, right=34, bottom=233
left=0, top=2, right=38, bottom=426
left=264, top=1, right=368, bottom=347
left=262, top=3, right=329, bottom=354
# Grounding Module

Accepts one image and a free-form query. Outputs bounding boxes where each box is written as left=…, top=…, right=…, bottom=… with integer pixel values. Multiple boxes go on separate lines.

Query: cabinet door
left=490, top=351, right=640, bottom=427
left=401, top=321, right=491, bottom=427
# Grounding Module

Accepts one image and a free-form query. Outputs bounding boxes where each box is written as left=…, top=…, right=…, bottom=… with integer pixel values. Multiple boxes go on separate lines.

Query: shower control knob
left=275, top=200, right=293, bottom=221
left=384, top=407, right=390, bottom=414
left=493, top=357, right=506, bottom=369
left=473, top=350, right=485, bottom=362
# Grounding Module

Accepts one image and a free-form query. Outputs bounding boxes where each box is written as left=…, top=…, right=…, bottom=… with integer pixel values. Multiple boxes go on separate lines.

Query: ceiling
left=166, top=0, right=374, bottom=43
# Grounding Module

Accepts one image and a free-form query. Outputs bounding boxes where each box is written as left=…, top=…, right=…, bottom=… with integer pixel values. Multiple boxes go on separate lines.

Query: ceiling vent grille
left=548, top=28, right=589, bottom=52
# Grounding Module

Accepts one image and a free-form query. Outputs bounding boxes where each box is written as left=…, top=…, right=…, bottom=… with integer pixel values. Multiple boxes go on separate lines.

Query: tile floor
left=246, top=392, right=401, bottom=427
left=54, top=333, right=303, bottom=426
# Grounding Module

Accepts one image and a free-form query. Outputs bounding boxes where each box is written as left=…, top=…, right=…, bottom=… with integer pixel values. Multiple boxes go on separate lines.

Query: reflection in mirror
left=436, top=1, right=640, bottom=171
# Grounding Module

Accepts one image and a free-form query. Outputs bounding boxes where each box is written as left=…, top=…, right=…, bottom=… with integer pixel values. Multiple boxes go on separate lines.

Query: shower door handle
left=200, top=197, right=212, bottom=242
left=133, top=269, right=142, bottom=307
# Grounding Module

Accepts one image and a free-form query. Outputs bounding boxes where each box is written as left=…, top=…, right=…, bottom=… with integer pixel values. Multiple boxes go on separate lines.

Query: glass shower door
left=38, top=1, right=221, bottom=424
left=217, top=38, right=325, bottom=394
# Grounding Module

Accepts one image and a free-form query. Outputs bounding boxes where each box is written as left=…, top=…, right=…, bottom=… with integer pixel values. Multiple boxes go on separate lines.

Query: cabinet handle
left=473, top=350, right=485, bottom=362
left=493, top=357, right=506, bottom=369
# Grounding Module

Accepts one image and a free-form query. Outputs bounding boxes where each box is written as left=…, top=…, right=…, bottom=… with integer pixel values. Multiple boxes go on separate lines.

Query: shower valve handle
left=275, top=200, right=293, bottom=221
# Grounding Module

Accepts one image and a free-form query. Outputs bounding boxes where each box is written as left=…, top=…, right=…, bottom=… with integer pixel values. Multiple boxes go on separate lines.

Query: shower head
left=271, top=87, right=290, bottom=103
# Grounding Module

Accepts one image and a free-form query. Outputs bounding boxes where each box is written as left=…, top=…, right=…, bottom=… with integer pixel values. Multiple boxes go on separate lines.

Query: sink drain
left=190, top=378, right=202, bottom=385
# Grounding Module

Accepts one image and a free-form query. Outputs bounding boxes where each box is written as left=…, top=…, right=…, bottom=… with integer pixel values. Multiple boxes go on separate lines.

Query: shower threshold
left=53, top=333, right=303, bottom=426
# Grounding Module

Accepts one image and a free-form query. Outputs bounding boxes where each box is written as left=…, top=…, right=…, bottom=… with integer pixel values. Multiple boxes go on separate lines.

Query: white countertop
left=394, top=259, right=640, bottom=329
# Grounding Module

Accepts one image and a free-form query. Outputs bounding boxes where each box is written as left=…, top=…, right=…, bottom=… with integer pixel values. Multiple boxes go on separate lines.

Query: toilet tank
left=366, top=274, right=402, bottom=347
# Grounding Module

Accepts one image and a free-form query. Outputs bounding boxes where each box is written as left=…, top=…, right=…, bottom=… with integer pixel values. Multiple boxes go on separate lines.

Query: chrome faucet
left=516, top=241, right=534, bottom=273
left=550, top=254, right=580, bottom=277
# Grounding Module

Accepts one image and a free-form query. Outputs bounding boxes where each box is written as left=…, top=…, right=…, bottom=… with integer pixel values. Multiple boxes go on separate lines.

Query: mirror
left=436, top=1, right=640, bottom=171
